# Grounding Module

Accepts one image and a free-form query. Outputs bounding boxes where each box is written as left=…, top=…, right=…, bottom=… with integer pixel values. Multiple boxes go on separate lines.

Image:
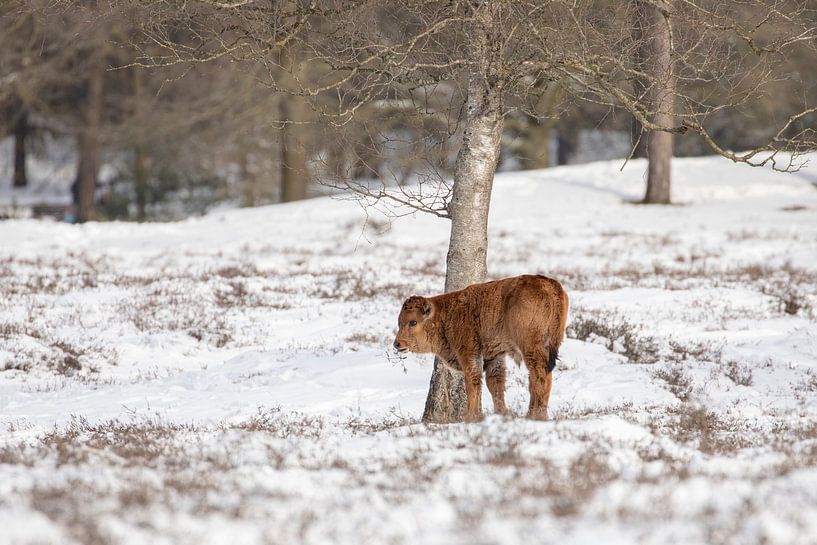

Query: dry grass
left=779, top=204, right=810, bottom=212
left=345, top=331, right=384, bottom=347
left=723, top=360, right=754, bottom=387
left=653, top=365, right=693, bottom=401
left=2, top=407, right=816, bottom=544
left=229, top=407, right=325, bottom=438
left=36, top=416, right=198, bottom=466
left=548, top=450, right=616, bottom=517
left=30, top=482, right=114, bottom=545
left=2, top=333, right=117, bottom=375
left=120, top=288, right=233, bottom=347
left=666, top=339, right=724, bottom=364
left=567, top=309, right=661, bottom=363
left=0, top=248, right=420, bottom=377
left=344, top=409, right=419, bottom=434
left=550, top=403, right=634, bottom=423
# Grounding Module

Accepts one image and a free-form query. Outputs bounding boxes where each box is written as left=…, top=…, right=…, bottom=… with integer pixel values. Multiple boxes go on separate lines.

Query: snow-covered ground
left=1, top=156, right=817, bottom=545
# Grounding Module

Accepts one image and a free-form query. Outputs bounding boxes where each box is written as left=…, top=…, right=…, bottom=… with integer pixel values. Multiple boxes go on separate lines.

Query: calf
left=394, top=275, right=569, bottom=421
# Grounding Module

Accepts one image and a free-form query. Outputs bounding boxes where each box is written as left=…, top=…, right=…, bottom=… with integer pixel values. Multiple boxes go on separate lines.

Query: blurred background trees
left=3, top=1, right=814, bottom=222
left=0, top=0, right=314, bottom=221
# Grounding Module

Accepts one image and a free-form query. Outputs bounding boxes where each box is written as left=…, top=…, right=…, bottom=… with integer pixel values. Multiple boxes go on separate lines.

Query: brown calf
left=394, top=274, right=569, bottom=421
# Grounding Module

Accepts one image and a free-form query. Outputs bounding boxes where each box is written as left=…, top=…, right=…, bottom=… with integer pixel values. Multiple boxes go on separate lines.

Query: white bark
left=445, top=77, right=502, bottom=292
left=422, top=2, right=504, bottom=423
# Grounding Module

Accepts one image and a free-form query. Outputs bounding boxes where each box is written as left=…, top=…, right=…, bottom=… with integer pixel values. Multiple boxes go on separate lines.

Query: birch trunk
left=422, top=2, right=504, bottom=423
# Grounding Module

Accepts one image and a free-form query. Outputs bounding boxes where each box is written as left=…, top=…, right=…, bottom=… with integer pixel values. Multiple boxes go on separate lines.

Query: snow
left=1, top=155, right=817, bottom=544
left=0, top=136, right=77, bottom=210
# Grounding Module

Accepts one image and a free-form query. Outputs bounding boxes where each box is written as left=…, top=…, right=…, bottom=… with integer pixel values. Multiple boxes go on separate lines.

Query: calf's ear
left=422, top=302, right=432, bottom=317
left=401, top=296, right=416, bottom=311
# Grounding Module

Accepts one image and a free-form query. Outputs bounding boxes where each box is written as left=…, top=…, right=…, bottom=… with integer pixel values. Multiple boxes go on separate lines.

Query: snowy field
left=1, top=156, right=817, bottom=545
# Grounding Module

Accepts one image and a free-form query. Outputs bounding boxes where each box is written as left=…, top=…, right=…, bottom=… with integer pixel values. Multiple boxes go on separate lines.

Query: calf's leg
left=523, top=348, right=551, bottom=420
left=483, top=356, right=508, bottom=415
left=542, top=367, right=553, bottom=413
left=458, top=354, right=483, bottom=422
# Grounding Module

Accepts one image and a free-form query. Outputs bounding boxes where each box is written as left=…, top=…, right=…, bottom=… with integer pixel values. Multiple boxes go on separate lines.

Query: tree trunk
left=515, top=83, right=560, bottom=170
left=239, top=147, right=255, bottom=207
left=519, top=118, right=552, bottom=170
left=13, top=111, right=28, bottom=188
left=635, top=0, right=674, bottom=204
left=279, top=97, right=308, bottom=202
left=77, top=52, right=105, bottom=223
left=644, top=130, right=672, bottom=203
left=556, top=116, right=580, bottom=166
left=134, top=145, right=147, bottom=220
left=422, top=2, right=504, bottom=423
left=133, top=68, right=147, bottom=221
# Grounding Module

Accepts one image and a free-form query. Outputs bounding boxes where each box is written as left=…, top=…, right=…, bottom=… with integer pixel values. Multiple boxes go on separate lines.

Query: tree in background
left=630, top=1, right=817, bottom=204
left=0, top=2, right=68, bottom=190
left=1, top=3, right=119, bottom=221
left=1, top=1, right=313, bottom=219
left=633, top=0, right=674, bottom=204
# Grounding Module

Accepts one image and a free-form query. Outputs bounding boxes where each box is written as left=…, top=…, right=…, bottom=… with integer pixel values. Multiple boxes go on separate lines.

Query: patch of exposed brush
left=228, top=406, right=325, bottom=439
left=722, top=360, right=754, bottom=387
left=666, top=339, right=724, bottom=364
left=1, top=332, right=117, bottom=376
left=38, top=416, right=199, bottom=467
left=119, top=283, right=233, bottom=347
left=344, top=408, right=418, bottom=435
left=568, top=309, right=661, bottom=363
left=653, top=365, right=693, bottom=401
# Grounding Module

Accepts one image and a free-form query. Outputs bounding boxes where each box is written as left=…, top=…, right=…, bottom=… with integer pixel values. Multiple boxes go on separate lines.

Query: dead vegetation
left=1, top=330, right=117, bottom=376
left=1, top=405, right=816, bottom=544
left=345, top=331, right=383, bottom=347
left=567, top=310, right=661, bottom=363
left=0, top=247, right=421, bottom=376
left=723, top=360, right=754, bottom=387
left=523, top=261, right=817, bottom=319
left=228, top=407, right=325, bottom=439
left=653, top=365, right=694, bottom=401
left=344, top=410, right=419, bottom=435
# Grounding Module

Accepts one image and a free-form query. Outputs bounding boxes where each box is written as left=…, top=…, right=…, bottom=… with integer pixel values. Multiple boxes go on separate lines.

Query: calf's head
left=393, top=295, right=435, bottom=354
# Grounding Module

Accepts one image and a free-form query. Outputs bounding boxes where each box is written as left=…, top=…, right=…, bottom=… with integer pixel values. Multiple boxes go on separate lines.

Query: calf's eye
left=409, top=320, right=417, bottom=327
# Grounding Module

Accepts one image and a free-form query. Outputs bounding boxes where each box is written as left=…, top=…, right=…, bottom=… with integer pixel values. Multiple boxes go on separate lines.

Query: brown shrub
left=568, top=310, right=661, bottom=363
left=653, top=366, right=693, bottom=401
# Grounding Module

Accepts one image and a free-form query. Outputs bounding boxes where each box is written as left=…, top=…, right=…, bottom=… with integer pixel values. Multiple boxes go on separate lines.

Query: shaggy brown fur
left=394, top=275, right=569, bottom=421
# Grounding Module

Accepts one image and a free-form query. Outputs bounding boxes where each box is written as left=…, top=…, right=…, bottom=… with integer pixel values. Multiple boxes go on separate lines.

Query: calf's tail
left=546, top=287, right=569, bottom=374
left=546, top=347, right=558, bottom=373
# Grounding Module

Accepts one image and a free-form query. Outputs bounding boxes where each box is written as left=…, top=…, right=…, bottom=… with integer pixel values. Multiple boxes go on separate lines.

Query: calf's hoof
left=464, top=412, right=484, bottom=423
left=494, top=406, right=511, bottom=417
left=526, top=407, right=549, bottom=421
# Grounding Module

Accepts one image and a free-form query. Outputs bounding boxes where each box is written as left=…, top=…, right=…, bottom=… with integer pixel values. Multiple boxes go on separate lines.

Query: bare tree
left=128, top=0, right=817, bottom=421
left=76, top=48, right=105, bottom=223
left=0, top=3, right=67, bottom=190
left=1, top=2, right=116, bottom=221
left=279, top=96, right=310, bottom=202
